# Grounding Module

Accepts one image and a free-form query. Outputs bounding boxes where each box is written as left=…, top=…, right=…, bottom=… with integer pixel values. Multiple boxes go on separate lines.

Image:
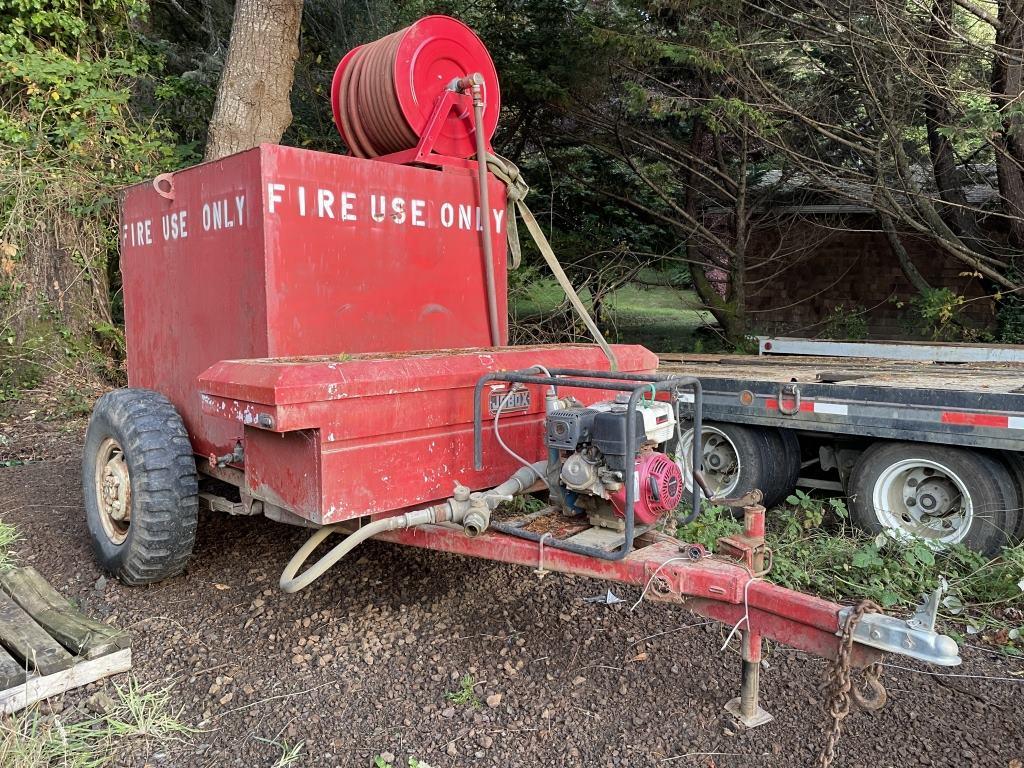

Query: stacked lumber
left=0, top=566, right=131, bottom=714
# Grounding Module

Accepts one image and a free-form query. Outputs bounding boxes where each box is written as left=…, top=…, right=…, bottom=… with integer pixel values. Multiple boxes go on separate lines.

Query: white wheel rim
left=680, top=426, right=742, bottom=498
left=95, top=436, right=131, bottom=545
left=872, top=458, right=973, bottom=547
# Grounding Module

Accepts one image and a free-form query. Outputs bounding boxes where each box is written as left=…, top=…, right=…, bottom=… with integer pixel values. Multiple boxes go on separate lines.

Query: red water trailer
left=85, top=15, right=959, bottom=743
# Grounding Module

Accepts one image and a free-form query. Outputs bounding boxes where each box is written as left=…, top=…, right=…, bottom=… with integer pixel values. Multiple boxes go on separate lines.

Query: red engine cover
left=610, top=452, right=684, bottom=525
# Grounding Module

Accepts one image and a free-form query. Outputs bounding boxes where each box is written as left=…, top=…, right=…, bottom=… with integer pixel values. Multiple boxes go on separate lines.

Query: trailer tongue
left=87, top=13, right=959, bottom=759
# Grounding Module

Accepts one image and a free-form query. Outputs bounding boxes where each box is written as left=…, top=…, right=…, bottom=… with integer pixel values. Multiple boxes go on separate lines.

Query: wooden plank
left=0, top=642, right=28, bottom=691
left=0, top=590, right=74, bottom=675
left=0, top=567, right=129, bottom=659
left=0, top=648, right=131, bottom=715
left=563, top=524, right=652, bottom=552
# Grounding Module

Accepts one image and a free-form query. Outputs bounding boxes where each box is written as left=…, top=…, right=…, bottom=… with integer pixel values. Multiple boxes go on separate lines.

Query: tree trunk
left=204, top=0, right=304, bottom=161
left=727, top=128, right=749, bottom=337
left=925, top=0, right=981, bottom=241
left=688, top=252, right=746, bottom=341
left=683, top=119, right=748, bottom=344
left=880, top=212, right=932, bottom=294
left=992, top=0, right=1024, bottom=246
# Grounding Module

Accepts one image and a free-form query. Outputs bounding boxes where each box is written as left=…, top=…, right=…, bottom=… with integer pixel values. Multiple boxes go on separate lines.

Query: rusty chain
left=818, top=599, right=887, bottom=768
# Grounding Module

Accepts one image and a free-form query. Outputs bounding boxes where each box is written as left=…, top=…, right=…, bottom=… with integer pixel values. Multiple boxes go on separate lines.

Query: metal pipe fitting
left=278, top=463, right=546, bottom=591
left=463, top=498, right=491, bottom=537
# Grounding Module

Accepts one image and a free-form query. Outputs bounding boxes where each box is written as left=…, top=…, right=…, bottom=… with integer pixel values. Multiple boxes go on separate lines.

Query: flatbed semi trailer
left=658, top=343, right=1024, bottom=554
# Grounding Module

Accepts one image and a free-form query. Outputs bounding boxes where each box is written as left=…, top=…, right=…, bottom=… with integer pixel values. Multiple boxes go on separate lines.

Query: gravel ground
left=0, top=419, right=1022, bottom=768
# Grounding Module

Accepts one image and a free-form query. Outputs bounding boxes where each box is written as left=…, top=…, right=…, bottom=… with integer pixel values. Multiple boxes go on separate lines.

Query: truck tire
left=764, top=428, right=802, bottom=507
left=82, top=388, right=199, bottom=585
left=681, top=422, right=776, bottom=508
left=997, top=451, right=1024, bottom=542
left=848, top=442, right=1015, bottom=555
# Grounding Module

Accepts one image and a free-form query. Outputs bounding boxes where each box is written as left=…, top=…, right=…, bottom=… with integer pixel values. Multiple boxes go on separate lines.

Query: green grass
left=375, top=757, right=433, bottom=768
left=0, top=518, right=18, bottom=570
left=677, top=496, right=1024, bottom=653
left=256, top=737, right=303, bottom=768
left=512, top=277, right=715, bottom=352
left=0, top=678, right=195, bottom=767
left=445, top=674, right=480, bottom=708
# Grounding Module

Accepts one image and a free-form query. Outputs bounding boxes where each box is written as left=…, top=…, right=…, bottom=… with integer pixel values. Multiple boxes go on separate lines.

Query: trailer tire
left=781, top=429, right=802, bottom=493
left=848, top=442, right=1014, bottom=555
left=762, top=428, right=802, bottom=507
left=83, top=388, right=199, bottom=585
left=681, top=422, right=774, bottom=509
left=997, top=451, right=1024, bottom=542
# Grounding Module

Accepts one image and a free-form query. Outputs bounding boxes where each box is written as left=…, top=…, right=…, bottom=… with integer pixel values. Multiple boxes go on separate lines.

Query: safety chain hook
left=818, top=599, right=887, bottom=768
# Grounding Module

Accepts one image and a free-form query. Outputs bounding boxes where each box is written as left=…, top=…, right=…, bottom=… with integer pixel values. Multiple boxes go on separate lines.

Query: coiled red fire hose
left=331, top=16, right=500, bottom=159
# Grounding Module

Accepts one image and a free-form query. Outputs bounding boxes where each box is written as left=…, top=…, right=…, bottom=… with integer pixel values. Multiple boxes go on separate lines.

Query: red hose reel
left=331, top=15, right=501, bottom=162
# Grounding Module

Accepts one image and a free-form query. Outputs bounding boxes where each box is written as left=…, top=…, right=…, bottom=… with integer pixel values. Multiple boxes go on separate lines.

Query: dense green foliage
left=680, top=496, right=1024, bottom=650
left=0, top=0, right=197, bottom=390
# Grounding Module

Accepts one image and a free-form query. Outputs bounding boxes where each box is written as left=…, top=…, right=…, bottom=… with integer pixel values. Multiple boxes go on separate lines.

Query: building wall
left=741, top=214, right=994, bottom=338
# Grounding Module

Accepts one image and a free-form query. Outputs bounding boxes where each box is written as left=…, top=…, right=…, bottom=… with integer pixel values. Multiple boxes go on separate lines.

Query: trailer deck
left=659, top=353, right=1024, bottom=451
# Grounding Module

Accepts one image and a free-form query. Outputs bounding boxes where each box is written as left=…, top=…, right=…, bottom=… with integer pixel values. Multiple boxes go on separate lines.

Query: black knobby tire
left=778, top=428, right=802, bottom=499
left=83, top=388, right=199, bottom=585
left=848, top=442, right=1014, bottom=555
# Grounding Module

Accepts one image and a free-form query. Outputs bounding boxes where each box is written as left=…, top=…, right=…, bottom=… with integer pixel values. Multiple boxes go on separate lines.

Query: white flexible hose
left=279, top=517, right=401, bottom=593
left=278, top=463, right=547, bottom=593
left=494, top=388, right=538, bottom=471
left=494, top=364, right=554, bottom=471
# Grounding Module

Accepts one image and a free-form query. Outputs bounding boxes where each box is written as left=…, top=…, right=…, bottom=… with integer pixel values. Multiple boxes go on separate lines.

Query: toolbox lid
left=198, top=344, right=658, bottom=406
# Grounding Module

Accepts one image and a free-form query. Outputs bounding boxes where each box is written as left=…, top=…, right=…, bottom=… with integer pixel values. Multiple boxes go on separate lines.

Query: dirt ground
left=0, top=417, right=1022, bottom=768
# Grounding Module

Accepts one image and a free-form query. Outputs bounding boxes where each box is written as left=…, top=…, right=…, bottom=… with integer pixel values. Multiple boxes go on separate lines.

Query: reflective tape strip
left=813, top=402, right=848, bottom=415
left=940, top=412, right=1009, bottom=428
left=761, top=399, right=1024, bottom=430
left=765, top=399, right=846, bottom=415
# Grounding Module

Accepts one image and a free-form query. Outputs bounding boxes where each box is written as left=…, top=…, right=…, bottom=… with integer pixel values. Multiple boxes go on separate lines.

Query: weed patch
left=257, top=737, right=303, bottom=768
left=0, top=517, right=17, bottom=570
left=677, top=497, right=1024, bottom=654
left=0, top=678, right=194, bottom=768
left=445, top=674, right=480, bottom=708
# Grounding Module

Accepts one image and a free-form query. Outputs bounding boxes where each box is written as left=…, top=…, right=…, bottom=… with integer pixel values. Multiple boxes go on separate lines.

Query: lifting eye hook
left=777, top=383, right=801, bottom=416
left=153, top=173, right=175, bottom=201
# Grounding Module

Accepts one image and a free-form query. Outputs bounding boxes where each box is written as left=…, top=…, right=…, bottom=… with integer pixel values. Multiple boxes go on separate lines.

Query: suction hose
left=279, top=508, right=439, bottom=594
left=278, top=462, right=546, bottom=593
